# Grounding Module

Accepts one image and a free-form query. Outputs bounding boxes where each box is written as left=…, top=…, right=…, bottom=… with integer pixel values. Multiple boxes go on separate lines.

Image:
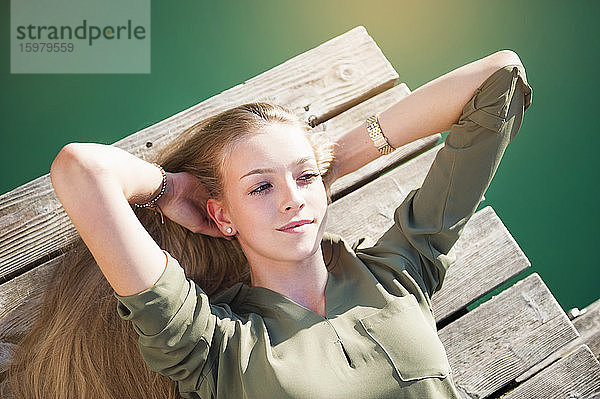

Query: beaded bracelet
left=133, top=162, right=166, bottom=224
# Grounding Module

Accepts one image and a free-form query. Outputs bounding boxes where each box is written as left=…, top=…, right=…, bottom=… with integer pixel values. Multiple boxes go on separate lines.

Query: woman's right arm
left=51, top=143, right=255, bottom=395
left=50, top=142, right=170, bottom=296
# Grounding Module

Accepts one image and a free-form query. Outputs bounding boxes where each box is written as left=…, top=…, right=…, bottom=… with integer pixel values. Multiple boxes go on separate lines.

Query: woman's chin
left=291, top=235, right=325, bottom=261
left=267, top=235, right=323, bottom=263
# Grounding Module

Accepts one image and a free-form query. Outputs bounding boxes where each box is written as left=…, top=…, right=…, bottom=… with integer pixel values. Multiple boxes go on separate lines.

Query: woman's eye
left=249, top=183, right=272, bottom=196
left=298, top=172, right=320, bottom=183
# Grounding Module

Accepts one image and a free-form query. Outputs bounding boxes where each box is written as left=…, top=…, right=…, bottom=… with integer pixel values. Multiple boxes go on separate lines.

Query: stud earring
left=226, top=227, right=233, bottom=234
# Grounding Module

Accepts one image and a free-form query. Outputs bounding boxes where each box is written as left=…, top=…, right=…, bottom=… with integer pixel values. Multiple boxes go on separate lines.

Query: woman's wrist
left=127, top=162, right=164, bottom=206
left=132, top=163, right=167, bottom=207
left=330, top=121, right=382, bottom=181
left=155, top=172, right=174, bottom=209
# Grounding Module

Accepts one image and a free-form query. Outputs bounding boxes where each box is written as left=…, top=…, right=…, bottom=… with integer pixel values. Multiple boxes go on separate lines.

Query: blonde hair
left=4, top=102, right=334, bottom=398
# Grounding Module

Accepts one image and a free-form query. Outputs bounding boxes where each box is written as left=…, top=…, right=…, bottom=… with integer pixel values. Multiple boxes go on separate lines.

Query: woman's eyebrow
left=239, top=156, right=316, bottom=180
left=240, top=167, right=275, bottom=180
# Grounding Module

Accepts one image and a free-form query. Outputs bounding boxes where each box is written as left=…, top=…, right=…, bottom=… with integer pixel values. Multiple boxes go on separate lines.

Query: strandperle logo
left=15, top=19, right=147, bottom=46
left=10, top=0, right=150, bottom=74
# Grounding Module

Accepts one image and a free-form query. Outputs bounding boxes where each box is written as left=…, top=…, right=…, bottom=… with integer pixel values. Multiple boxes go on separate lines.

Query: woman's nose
left=280, top=182, right=305, bottom=213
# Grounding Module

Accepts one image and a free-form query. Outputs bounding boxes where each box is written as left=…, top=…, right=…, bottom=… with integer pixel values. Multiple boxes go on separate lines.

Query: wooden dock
left=1, top=26, right=598, bottom=398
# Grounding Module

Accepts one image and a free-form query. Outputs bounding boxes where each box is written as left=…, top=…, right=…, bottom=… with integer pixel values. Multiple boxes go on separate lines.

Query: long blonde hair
left=4, top=102, right=334, bottom=399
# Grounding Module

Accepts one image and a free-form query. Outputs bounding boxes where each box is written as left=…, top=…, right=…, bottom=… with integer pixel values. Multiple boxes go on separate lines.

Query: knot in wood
left=337, top=64, right=354, bottom=81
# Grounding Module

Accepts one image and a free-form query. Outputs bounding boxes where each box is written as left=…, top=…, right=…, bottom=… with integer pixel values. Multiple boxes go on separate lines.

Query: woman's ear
left=206, top=198, right=236, bottom=236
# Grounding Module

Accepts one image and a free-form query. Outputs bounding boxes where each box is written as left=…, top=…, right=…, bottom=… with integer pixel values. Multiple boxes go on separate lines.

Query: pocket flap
left=359, top=296, right=451, bottom=381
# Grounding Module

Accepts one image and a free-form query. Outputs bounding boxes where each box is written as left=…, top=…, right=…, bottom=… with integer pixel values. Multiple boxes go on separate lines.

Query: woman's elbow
left=50, top=143, right=105, bottom=198
left=491, top=49, right=524, bottom=69
left=50, top=143, right=83, bottom=186
left=51, top=143, right=105, bottom=179
left=50, top=143, right=77, bottom=181
left=50, top=144, right=79, bottom=203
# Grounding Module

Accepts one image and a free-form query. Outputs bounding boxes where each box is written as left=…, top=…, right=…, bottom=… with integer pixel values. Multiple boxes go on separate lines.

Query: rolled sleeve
left=115, top=250, right=191, bottom=336
left=360, top=64, right=533, bottom=298
left=114, top=250, right=219, bottom=394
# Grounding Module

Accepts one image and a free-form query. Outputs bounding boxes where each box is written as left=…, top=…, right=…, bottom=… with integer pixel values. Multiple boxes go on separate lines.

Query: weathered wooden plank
left=0, top=25, right=400, bottom=283
left=516, top=297, right=600, bottom=382
left=503, top=345, right=600, bottom=399
left=0, top=254, right=64, bottom=343
left=321, top=82, right=440, bottom=201
left=438, top=273, right=579, bottom=399
left=574, top=298, right=600, bottom=359
left=0, top=343, right=16, bottom=373
left=431, top=206, right=530, bottom=322
left=326, top=143, right=531, bottom=322
left=327, top=143, right=447, bottom=248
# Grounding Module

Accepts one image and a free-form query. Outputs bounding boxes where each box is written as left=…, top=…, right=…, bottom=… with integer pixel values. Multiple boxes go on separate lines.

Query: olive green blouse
left=116, top=64, right=533, bottom=399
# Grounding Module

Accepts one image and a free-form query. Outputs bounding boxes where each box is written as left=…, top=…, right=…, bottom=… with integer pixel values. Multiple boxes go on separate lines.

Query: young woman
left=6, top=50, right=532, bottom=398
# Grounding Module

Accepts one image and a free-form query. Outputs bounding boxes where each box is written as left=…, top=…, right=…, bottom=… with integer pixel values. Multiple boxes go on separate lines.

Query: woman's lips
left=277, top=219, right=314, bottom=233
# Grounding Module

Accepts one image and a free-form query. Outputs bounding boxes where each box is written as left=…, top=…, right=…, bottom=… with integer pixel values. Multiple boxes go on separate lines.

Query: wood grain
left=0, top=343, right=16, bottom=373
left=0, top=253, right=64, bottom=343
left=321, top=82, right=440, bottom=201
left=438, top=273, right=579, bottom=399
left=431, top=206, right=531, bottom=323
left=503, top=345, right=600, bottom=399
left=516, top=297, right=600, bottom=382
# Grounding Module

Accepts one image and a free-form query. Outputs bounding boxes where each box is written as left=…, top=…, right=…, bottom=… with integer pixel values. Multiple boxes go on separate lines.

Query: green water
left=1, top=1, right=598, bottom=313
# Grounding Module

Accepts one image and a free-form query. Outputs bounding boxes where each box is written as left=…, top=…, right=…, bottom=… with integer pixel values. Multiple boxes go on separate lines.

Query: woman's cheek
left=310, top=183, right=328, bottom=211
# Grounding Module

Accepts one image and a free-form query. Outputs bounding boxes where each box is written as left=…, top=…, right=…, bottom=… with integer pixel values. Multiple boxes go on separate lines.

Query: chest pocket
left=359, top=295, right=452, bottom=381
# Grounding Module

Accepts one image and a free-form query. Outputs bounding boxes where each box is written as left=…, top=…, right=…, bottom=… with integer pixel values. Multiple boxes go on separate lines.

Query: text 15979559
left=19, top=42, right=74, bottom=53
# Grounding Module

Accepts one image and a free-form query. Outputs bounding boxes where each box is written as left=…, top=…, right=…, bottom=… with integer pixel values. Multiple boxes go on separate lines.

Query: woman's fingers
left=158, top=171, right=231, bottom=239
left=172, top=200, right=217, bottom=235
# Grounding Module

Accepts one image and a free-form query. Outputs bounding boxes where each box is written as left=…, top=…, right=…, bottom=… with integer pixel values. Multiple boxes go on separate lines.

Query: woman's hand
left=156, top=171, right=226, bottom=238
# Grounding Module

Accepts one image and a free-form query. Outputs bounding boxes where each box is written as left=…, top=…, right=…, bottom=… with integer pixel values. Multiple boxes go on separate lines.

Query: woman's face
left=210, top=122, right=329, bottom=267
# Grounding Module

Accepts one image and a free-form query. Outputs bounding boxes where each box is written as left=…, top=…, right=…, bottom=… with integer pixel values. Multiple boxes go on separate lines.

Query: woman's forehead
left=239, top=124, right=313, bottom=156
left=226, top=124, right=316, bottom=173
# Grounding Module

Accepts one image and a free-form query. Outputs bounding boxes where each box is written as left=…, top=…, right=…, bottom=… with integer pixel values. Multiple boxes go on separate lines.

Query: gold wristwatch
left=366, top=114, right=395, bottom=155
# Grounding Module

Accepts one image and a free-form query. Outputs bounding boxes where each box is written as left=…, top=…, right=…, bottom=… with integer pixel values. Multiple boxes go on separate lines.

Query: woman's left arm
left=328, top=50, right=522, bottom=183
left=338, top=51, right=533, bottom=297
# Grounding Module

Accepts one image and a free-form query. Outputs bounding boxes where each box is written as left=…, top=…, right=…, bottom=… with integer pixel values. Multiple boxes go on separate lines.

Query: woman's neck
left=247, top=247, right=328, bottom=318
